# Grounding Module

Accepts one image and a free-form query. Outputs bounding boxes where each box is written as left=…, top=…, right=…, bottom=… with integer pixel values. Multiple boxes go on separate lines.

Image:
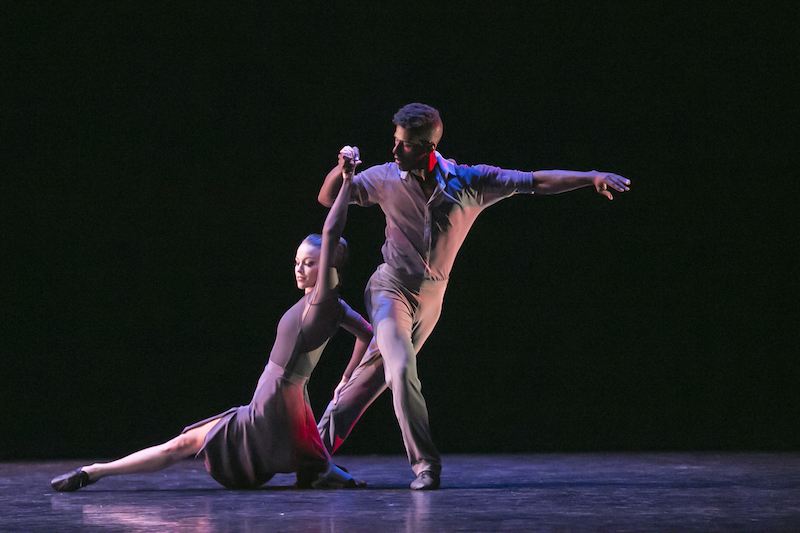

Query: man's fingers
left=597, top=173, right=630, bottom=198
left=607, top=174, right=631, bottom=191
left=595, top=181, right=613, bottom=200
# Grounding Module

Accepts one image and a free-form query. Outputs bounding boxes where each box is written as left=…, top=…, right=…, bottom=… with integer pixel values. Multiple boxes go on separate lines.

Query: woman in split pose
left=52, top=148, right=371, bottom=491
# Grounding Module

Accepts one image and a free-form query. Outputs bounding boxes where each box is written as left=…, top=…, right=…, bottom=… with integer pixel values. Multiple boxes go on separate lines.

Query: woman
left=51, top=148, right=371, bottom=491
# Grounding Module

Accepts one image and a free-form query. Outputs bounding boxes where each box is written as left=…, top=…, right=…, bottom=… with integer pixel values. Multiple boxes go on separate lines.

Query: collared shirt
left=351, top=152, right=536, bottom=281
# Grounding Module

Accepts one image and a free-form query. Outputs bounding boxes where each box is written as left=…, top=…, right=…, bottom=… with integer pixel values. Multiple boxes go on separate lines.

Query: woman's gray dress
left=183, top=292, right=344, bottom=489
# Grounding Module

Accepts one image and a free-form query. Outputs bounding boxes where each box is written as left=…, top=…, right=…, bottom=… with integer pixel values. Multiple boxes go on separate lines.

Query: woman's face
left=294, top=241, right=321, bottom=293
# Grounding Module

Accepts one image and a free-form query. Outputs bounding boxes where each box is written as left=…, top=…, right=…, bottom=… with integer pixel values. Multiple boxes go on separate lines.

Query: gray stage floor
left=3, top=453, right=799, bottom=532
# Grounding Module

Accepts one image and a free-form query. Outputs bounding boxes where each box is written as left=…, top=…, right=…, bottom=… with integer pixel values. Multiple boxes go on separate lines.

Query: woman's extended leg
left=51, top=418, right=220, bottom=491
left=86, top=418, right=220, bottom=480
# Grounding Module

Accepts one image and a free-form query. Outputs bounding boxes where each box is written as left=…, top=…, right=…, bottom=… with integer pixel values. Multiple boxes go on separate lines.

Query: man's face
left=392, top=126, right=432, bottom=171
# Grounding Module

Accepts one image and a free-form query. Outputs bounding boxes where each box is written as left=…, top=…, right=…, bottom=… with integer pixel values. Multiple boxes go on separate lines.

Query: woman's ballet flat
left=51, top=468, right=96, bottom=492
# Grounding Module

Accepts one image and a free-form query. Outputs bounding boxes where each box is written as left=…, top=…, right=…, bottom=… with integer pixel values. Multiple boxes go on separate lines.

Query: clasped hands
left=339, top=146, right=361, bottom=180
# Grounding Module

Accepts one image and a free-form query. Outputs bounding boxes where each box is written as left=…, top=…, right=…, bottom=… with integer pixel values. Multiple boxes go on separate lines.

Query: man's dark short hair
left=392, top=103, right=442, bottom=131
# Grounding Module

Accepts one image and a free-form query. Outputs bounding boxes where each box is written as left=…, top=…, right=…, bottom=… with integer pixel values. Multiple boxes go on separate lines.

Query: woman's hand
left=332, top=378, right=349, bottom=405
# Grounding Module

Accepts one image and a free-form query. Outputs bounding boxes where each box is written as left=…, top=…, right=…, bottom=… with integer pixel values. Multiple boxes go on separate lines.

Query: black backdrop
left=2, top=3, right=797, bottom=460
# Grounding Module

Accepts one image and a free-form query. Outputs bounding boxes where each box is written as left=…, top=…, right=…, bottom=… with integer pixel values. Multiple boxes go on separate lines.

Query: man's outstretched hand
left=592, top=172, right=631, bottom=200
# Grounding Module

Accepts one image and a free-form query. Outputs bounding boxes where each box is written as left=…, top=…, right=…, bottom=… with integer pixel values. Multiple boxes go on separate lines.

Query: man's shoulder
left=356, top=162, right=401, bottom=184
left=439, top=158, right=496, bottom=182
left=436, top=154, right=493, bottom=178
left=363, top=161, right=398, bottom=173
left=358, top=161, right=398, bottom=177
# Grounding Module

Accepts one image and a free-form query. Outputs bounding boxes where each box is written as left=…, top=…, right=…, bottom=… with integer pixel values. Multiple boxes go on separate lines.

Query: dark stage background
left=2, top=3, right=797, bottom=460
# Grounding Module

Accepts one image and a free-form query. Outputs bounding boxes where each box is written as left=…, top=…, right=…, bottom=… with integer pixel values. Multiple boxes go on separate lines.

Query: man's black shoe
left=410, top=470, right=440, bottom=490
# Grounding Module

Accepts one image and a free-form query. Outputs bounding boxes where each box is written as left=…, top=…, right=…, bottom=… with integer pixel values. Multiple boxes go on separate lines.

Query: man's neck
left=411, top=163, right=438, bottom=200
left=411, top=151, right=437, bottom=179
left=410, top=168, right=431, bottom=181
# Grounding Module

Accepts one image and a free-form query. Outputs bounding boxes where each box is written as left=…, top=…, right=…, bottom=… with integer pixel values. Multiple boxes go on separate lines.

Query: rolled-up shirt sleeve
left=352, top=163, right=395, bottom=207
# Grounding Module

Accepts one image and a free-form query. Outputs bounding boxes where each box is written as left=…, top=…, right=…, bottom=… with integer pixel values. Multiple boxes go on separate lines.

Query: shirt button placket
left=424, top=204, right=432, bottom=266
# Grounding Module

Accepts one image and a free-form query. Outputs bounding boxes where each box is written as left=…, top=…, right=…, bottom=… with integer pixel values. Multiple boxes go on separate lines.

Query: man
left=316, top=103, right=630, bottom=490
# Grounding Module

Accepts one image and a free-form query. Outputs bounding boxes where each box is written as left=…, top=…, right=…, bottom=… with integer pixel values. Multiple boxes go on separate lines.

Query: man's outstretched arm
left=532, top=170, right=631, bottom=200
